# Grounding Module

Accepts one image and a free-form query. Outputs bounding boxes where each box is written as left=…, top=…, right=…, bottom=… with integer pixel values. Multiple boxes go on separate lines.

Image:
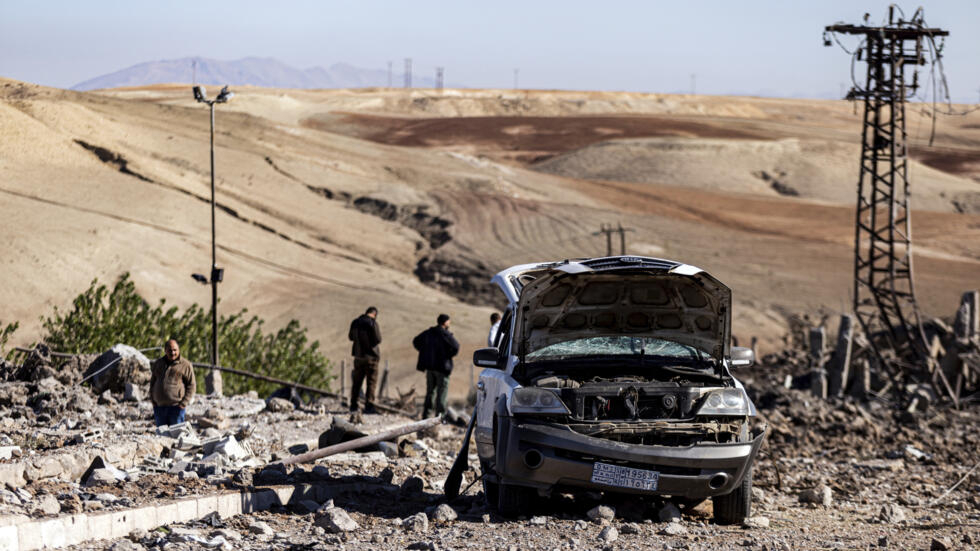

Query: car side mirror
left=473, top=347, right=501, bottom=369
left=730, top=346, right=754, bottom=368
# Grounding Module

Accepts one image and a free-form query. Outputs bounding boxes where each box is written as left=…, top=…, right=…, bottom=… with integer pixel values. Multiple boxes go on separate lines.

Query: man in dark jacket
left=348, top=306, right=382, bottom=413
left=413, top=313, right=459, bottom=419
left=149, top=339, right=196, bottom=426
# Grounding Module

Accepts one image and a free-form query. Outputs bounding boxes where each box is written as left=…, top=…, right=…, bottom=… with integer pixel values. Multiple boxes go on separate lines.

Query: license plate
left=590, top=462, right=659, bottom=491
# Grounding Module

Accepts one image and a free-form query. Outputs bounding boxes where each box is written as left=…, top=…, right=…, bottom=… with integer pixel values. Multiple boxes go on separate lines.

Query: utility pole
left=514, top=68, right=519, bottom=90
left=435, top=67, right=444, bottom=91
left=387, top=61, right=393, bottom=88
left=404, top=58, right=412, bottom=88
left=826, top=7, right=954, bottom=401
left=594, top=223, right=634, bottom=256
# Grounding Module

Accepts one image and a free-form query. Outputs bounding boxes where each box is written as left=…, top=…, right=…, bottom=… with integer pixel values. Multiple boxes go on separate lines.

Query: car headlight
left=696, top=389, right=750, bottom=416
left=509, top=388, right=571, bottom=415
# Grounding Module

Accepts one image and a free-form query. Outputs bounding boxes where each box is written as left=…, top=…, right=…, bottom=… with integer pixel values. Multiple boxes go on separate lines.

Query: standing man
left=348, top=306, right=382, bottom=414
left=413, top=314, right=459, bottom=419
left=149, top=339, right=196, bottom=427
left=487, top=312, right=501, bottom=347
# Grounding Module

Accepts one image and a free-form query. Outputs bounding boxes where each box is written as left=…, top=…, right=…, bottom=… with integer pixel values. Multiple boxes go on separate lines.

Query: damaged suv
left=473, top=256, right=765, bottom=524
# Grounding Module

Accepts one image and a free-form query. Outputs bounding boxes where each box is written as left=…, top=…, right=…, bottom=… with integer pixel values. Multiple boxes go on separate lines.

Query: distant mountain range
left=71, top=56, right=446, bottom=91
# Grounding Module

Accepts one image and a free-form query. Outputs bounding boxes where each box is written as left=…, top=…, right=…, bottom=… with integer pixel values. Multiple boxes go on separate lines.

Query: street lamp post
left=193, top=85, right=233, bottom=396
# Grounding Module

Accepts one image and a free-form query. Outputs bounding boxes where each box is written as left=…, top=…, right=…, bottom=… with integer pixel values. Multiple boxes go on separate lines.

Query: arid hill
left=2, top=80, right=978, bottom=397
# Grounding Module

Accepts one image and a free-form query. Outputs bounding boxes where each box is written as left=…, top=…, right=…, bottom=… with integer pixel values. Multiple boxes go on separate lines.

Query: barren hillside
left=2, top=80, right=978, bottom=398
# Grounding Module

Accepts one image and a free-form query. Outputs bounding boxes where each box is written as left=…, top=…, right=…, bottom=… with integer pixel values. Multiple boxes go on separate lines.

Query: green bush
left=0, top=320, right=18, bottom=360
left=41, top=273, right=332, bottom=396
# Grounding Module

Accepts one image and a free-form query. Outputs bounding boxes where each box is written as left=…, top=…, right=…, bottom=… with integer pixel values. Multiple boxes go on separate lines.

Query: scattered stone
left=598, top=526, right=619, bottom=543
left=95, top=493, right=119, bottom=503
left=878, top=503, right=906, bottom=524
left=573, top=519, right=589, bottom=530
left=587, top=504, right=616, bottom=522
left=378, top=440, right=399, bottom=458
left=661, top=522, right=688, bottom=536
left=799, top=484, right=833, bottom=507
left=265, top=397, right=295, bottom=413
left=620, top=523, right=641, bottom=535
left=247, top=520, right=275, bottom=540
left=84, top=468, right=123, bottom=486
left=930, top=537, right=953, bottom=551
left=108, top=539, right=145, bottom=551
left=313, top=465, right=331, bottom=480
left=177, top=470, right=199, bottom=481
left=314, top=506, right=360, bottom=533
left=402, top=512, right=429, bottom=533
left=34, top=493, right=61, bottom=515
left=430, top=503, right=458, bottom=523
left=529, top=515, right=547, bottom=525
left=657, top=501, right=682, bottom=523
left=401, top=475, right=426, bottom=494
left=213, top=529, right=241, bottom=541
left=128, top=528, right=150, bottom=543
left=743, top=516, right=770, bottom=529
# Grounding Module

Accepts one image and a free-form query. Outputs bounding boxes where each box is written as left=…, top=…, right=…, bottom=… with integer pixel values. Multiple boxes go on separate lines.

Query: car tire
left=712, top=467, right=752, bottom=525
left=497, top=483, right=535, bottom=518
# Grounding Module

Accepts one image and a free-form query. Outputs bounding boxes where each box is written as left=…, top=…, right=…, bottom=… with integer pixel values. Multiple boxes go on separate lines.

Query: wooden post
left=379, top=361, right=390, bottom=400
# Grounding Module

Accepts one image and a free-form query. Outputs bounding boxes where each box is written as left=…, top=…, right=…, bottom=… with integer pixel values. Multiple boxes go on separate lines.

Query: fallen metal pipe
left=280, top=416, right=442, bottom=466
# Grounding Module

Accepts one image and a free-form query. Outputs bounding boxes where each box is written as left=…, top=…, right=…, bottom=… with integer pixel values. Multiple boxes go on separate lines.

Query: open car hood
left=513, top=257, right=732, bottom=360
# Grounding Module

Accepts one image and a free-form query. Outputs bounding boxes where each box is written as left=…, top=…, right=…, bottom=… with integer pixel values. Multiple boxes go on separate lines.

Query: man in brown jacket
left=149, top=339, right=196, bottom=426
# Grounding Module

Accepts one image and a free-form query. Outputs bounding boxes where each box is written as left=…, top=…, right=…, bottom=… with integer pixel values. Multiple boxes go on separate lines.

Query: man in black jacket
left=413, top=313, right=459, bottom=419
left=348, top=306, right=382, bottom=413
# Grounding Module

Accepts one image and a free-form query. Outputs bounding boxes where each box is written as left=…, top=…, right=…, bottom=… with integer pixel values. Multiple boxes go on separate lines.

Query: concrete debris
left=402, top=511, right=429, bottom=533
left=266, top=397, right=295, bottom=413
left=878, top=503, right=907, bottom=524
left=85, top=344, right=151, bottom=395
left=314, top=505, right=360, bottom=533
left=529, top=515, right=547, bottom=525
left=108, top=540, right=146, bottom=551
left=587, top=504, right=616, bottom=522
left=247, top=519, right=275, bottom=540
left=430, top=503, right=458, bottom=522
left=743, top=516, right=770, bottom=529
left=799, top=484, right=833, bottom=507
left=0, top=445, right=22, bottom=459
left=123, top=382, right=142, bottom=402
left=661, top=522, right=688, bottom=536
left=598, top=525, right=619, bottom=542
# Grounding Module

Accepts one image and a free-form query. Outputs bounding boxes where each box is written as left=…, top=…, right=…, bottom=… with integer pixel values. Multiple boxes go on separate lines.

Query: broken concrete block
left=0, top=446, right=22, bottom=460
left=73, top=430, right=104, bottom=445
left=879, top=503, right=906, bottom=524
left=401, top=512, right=428, bottom=533
left=599, top=526, right=620, bottom=542
left=429, top=503, right=457, bottom=523
left=587, top=504, right=615, bottom=522
left=123, top=382, right=142, bottom=402
left=314, top=507, right=360, bottom=533
left=81, top=456, right=127, bottom=486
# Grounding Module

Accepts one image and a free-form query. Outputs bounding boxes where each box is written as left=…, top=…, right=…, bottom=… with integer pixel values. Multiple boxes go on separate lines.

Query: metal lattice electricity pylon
left=825, top=8, right=952, bottom=397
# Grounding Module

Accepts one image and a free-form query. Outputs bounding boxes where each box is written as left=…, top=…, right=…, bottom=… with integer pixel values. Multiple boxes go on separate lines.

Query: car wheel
left=712, top=467, right=752, bottom=525
left=497, top=483, right=535, bottom=518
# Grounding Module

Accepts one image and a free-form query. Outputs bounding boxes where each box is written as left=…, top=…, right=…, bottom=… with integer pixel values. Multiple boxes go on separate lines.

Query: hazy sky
left=1, top=0, right=977, bottom=101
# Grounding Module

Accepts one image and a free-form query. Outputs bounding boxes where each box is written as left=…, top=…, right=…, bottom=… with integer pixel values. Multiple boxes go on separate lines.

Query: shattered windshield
left=527, top=336, right=701, bottom=361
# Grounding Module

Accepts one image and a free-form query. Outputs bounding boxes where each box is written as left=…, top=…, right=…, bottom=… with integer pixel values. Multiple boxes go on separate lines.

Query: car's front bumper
left=492, top=418, right=766, bottom=498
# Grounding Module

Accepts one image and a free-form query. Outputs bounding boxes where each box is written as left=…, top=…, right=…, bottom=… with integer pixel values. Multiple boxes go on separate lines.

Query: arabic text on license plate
left=590, top=462, right=659, bottom=491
